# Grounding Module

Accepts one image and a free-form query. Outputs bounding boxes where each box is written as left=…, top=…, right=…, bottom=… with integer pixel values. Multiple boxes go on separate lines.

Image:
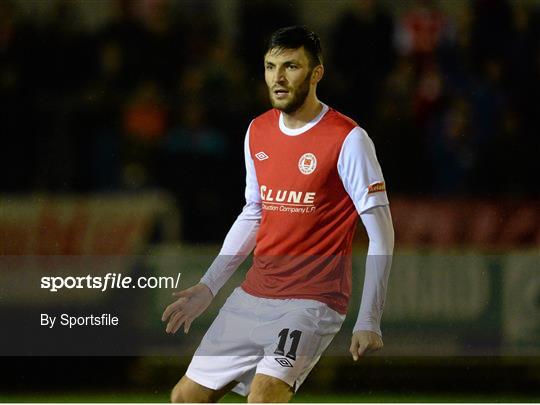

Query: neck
left=281, top=96, right=323, bottom=129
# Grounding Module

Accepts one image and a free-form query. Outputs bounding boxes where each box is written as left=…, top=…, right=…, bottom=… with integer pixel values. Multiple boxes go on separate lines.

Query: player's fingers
left=349, top=341, right=360, bottom=361
left=363, top=346, right=375, bottom=355
left=372, top=341, right=383, bottom=352
left=162, top=302, right=178, bottom=321
left=166, top=311, right=185, bottom=334
left=366, top=338, right=383, bottom=353
left=184, top=318, right=193, bottom=334
left=361, top=338, right=383, bottom=355
left=165, top=311, right=180, bottom=333
left=170, top=314, right=188, bottom=334
left=162, top=301, right=183, bottom=321
left=356, top=343, right=369, bottom=357
left=168, top=312, right=188, bottom=334
left=162, top=298, right=188, bottom=321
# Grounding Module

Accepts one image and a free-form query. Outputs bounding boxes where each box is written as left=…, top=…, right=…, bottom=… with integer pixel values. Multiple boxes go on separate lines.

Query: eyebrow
left=264, top=59, right=302, bottom=66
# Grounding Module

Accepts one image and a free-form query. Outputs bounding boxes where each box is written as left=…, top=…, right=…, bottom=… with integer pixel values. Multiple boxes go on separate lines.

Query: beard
left=269, top=69, right=312, bottom=114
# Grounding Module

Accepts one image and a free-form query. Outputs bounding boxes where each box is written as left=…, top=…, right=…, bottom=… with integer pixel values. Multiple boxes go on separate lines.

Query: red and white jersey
left=240, top=104, right=389, bottom=314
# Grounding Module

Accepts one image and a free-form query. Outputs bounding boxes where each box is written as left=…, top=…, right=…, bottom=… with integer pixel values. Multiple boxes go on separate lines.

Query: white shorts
left=186, top=287, right=345, bottom=396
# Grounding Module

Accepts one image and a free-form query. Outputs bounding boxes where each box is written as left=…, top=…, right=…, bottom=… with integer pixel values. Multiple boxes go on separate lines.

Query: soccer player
left=162, top=25, right=394, bottom=403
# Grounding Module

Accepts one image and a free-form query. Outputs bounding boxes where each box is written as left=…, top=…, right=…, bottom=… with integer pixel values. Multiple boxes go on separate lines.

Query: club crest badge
left=298, top=153, right=317, bottom=175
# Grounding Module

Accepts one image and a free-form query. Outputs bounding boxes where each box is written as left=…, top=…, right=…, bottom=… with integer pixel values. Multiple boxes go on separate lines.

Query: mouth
left=273, top=88, right=290, bottom=99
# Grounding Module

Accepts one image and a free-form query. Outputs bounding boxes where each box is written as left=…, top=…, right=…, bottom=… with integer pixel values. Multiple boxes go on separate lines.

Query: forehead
left=264, top=46, right=309, bottom=63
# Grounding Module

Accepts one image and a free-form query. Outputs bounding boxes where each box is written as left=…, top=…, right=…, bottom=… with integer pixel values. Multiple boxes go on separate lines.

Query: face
left=264, top=47, right=317, bottom=114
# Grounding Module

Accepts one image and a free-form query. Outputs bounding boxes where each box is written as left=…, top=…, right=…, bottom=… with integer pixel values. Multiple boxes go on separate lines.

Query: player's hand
left=349, top=330, right=383, bottom=361
left=162, top=283, right=213, bottom=334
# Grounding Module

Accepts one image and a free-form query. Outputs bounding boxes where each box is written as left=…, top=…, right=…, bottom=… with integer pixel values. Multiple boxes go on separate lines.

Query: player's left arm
left=337, top=127, right=394, bottom=360
left=350, top=205, right=393, bottom=360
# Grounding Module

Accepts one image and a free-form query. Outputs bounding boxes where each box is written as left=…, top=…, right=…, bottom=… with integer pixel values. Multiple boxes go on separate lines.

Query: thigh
left=172, top=375, right=238, bottom=403
left=248, top=373, right=294, bottom=403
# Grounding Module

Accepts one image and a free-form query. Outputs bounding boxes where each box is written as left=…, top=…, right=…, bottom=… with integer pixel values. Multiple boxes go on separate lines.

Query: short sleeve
left=244, top=122, right=261, bottom=204
left=337, top=127, right=389, bottom=214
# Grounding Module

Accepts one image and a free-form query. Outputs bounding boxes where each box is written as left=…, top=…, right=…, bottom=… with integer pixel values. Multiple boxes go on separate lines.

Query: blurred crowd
left=1, top=0, right=539, bottom=241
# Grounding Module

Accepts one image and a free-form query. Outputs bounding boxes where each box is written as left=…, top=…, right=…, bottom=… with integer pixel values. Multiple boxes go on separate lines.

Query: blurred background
left=1, top=0, right=539, bottom=402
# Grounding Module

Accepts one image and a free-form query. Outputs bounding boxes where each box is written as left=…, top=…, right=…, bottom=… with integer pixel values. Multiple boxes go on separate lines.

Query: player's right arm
left=162, top=124, right=261, bottom=334
left=337, top=127, right=394, bottom=359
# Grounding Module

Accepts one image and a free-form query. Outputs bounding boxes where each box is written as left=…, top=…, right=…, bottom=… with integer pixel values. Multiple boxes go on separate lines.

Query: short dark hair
left=267, top=25, right=323, bottom=68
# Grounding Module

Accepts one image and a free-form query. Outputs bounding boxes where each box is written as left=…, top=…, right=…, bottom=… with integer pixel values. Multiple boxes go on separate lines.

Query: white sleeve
left=337, top=127, right=389, bottom=214
left=337, top=127, right=393, bottom=336
left=200, top=125, right=261, bottom=296
left=353, top=205, right=394, bottom=336
left=244, top=121, right=261, bottom=204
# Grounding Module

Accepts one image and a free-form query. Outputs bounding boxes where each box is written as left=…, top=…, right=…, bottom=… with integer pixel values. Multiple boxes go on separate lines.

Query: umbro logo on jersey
left=275, top=357, right=294, bottom=368
left=255, top=152, right=269, bottom=161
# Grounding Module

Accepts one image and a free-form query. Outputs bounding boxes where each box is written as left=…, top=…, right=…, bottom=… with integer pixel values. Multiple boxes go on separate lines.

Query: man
left=162, top=25, right=394, bottom=403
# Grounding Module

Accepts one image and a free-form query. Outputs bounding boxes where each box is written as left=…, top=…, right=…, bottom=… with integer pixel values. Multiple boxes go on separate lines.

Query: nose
left=274, top=67, right=287, bottom=84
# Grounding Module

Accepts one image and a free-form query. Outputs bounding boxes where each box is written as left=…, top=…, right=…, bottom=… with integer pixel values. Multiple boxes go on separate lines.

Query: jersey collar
left=278, top=103, right=329, bottom=136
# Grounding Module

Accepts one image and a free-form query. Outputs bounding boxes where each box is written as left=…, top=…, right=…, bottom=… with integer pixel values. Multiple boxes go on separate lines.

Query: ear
left=311, top=64, right=324, bottom=84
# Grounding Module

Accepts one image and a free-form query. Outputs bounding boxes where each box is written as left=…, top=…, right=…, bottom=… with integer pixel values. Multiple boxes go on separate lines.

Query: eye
left=287, top=65, right=298, bottom=70
left=265, top=64, right=274, bottom=71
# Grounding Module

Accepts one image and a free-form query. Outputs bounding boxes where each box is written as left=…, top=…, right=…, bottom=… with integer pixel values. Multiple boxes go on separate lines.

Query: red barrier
left=385, top=197, right=540, bottom=249
left=0, top=193, right=176, bottom=255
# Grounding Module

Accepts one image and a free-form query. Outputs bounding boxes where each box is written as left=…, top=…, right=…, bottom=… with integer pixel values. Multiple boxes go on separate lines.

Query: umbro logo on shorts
left=275, top=357, right=294, bottom=368
left=255, top=151, right=269, bottom=161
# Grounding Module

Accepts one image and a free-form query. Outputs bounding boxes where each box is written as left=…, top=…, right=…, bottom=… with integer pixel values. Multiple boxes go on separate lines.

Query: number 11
left=274, top=328, right=302, bottom=360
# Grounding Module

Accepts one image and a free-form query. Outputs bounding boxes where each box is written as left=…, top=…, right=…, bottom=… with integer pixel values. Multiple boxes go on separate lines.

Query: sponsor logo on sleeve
left=368, top=181, right=386, bottom=194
